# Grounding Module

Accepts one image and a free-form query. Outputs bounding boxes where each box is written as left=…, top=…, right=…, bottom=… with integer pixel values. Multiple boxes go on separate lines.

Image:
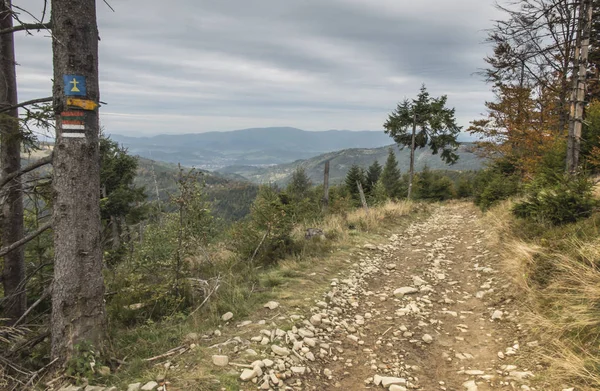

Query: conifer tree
left=380, top=148, right=403, bottom=198
left=365, top=160, right=382, bottom=194
left=287, top=167, right=312, bottom=199
left=345, top=164, right=366, bottom=201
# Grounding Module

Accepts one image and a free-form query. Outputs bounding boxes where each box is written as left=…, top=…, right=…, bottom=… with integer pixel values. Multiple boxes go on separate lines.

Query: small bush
left=513, top=173, right=597, bottom=225
left=473, top=159, right=521, bottom=209
left=414, top=166, right=455, bottom=201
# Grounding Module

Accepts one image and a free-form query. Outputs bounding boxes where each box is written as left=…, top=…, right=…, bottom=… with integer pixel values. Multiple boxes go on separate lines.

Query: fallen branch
left=249, top=231, right=268, bottom=264
left=143, top=345, right=185, bottom=362
left=381, top=326, right=393, bottom=337
left=0, top=154, right=52, bottom=189
left=13, top=287, right=51, bottom=327
left=23, top=357, right=58, bottom=388
left=188, top=282, right=220, bottom=317
left=0, top=220, right=53, bottom=258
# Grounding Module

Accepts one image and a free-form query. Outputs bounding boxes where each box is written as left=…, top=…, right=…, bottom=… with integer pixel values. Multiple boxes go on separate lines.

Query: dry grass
left=292, top=200, right=416, bottom=243
left=486, top=201, right=600, bottom=390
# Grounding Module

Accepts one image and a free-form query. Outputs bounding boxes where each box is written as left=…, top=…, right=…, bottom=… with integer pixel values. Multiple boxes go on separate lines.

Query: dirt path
left=228, top=203, right=541, bottom=391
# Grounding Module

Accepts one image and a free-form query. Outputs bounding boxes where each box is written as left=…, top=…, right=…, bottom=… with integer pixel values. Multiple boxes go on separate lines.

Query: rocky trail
left=117, top=203, right=554, bottom=391
left=205, top=203, right=547, bottom=391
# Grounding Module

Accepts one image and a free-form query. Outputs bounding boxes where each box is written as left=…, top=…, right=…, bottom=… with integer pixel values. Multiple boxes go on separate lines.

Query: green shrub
left=414, top=166, right=455, bottom=201
left=473, top=159, right=521, bottom=209
left=512, top=173, right=597, bottom=225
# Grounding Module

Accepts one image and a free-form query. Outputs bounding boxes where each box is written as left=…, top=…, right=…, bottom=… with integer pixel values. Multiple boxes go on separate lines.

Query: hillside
left=134, top=157, right=258, bottom=222
left=216, top=143, right=484, bottom=185
left=109, top=127, right=394, bottom=169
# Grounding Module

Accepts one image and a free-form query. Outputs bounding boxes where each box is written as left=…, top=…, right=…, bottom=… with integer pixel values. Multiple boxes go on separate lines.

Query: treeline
left=342, top=148, right=476, bottom=204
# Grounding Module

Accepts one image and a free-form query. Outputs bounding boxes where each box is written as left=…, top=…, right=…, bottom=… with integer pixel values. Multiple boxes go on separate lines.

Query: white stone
left=463, top=380, right=478, bottom=391
left=271, top=345, right=290, bottom=356
left=221, top=312, right=233, bottom=321
left=422, top=334, right=433, bottom=344
left=127, top=383, right=141, bottom=391
left=240, top=369, right=257, bottom=381
left=310, top=314, right=322, bottom=326
left=212, top=355, right=229, bottom=367
left=390, top=386, right=407, bottom=391
left=492, top=310, right=503, bottom=320
left=141, top=382, right=158, bottom=391
left=264, top=301, right=280, bottom=310
left=381, top=377, right=406, bottom=387
left=393, top=287, right=418, bottom=297
left=291, top=366, right=306, bottom=374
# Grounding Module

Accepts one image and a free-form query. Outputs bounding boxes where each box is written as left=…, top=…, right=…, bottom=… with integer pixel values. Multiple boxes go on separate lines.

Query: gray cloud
left=12, top=0, right=501, bottom=136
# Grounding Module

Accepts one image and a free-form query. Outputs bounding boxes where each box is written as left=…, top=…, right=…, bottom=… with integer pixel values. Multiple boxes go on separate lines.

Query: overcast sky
left=14, top=0, right=501, bottom=136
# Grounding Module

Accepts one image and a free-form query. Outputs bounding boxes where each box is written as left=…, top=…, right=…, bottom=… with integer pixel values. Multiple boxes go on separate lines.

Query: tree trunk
left=50, top=0, right=105, bottom=362
left=356, top=180, right=369, bottom=213
left=567, top=0, right=584, bottom=173
left=0, top=0, right=26, bottom=322
left=407, top=114, right=417, bottom=199
left=322, top=160, right=329, bottom=213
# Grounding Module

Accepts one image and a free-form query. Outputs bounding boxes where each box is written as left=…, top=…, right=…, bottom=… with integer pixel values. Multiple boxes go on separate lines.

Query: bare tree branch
left=0, top=220, right=52, bottom=258
left=0, top=22, right=51, bottom=35
left=0, top=96, right=52, bottom=114
left=0, top=154, right=52, bottom=190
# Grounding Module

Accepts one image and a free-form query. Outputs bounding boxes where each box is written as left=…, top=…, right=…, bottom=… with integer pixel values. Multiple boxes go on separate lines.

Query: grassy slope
left=484, top=199, right=600, bottom=390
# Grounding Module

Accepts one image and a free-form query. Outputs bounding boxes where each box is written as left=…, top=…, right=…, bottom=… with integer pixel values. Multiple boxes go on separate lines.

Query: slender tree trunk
left=322, top=160, right=329, bottom=213
left=51, top=0, right=105, bottom=361
left=567, top=0, right=584, bottom=173
left=0, top=0, right=26, bottom=322
left=356, top=180, right=369, bottom=213
left=407, top=114, right=417, bottom=199
left=571, top=0, right=594, bottom=171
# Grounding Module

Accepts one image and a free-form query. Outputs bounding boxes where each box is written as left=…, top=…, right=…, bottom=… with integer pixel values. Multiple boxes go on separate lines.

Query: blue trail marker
left=63, top=75, right=87, bottom=96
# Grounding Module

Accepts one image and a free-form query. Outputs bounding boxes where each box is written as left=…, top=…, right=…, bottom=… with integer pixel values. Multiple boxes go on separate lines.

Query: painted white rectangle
left=62, top=133, right=86, bottom=138
left=62, top=124, right=85, bottom=130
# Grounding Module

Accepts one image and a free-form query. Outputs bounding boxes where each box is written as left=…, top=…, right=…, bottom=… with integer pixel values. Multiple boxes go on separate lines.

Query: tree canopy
left=383, top=85, right=462, bottom=165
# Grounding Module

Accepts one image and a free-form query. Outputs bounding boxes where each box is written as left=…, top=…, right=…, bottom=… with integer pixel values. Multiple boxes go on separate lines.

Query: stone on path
left=381, top=377, right=407, bottom=387
left=463, top=380, right=478, bottom=391
left=393, top=287, right=418, bottom=297
left=422, top=334, right=433, bottom=344
left=271, top=345, right=290, bottom=356
left=240, top=368, right=257, bottom=381
left=127, top=383, right=141, bottom=391
left=492, top=310, right=503, bottom=320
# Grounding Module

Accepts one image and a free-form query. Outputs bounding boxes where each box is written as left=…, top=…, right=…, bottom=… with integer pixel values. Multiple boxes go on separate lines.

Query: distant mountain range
left=110, top=127, right=394, bottom=169
left=216, top=143, right=484, bottom=185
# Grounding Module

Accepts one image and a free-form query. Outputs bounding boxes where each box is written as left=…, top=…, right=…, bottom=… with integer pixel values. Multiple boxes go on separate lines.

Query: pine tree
left=345, top=164, right=366, bottom=201
left=380, top=148, right=403, bottom=199
left=287, top=167, right=312, bottom=199
left=365, top=160, right=382, bottom=194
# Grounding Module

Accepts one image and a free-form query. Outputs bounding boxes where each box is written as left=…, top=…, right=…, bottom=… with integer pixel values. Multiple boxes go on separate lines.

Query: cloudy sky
left=14, top=0, right=501, bottom=136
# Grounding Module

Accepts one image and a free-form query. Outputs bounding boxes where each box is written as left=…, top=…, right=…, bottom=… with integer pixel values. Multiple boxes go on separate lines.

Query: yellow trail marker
left=67, top=98, right=99, bottom=111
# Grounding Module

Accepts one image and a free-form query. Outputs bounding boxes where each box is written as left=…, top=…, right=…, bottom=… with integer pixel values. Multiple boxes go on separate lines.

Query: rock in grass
left=141, top=381, right=158, bottom=391
left=221, top=312, right=233, bottom=321
left=212, top=355, right=229, bottom=366
left=127, top=383, right=141, bottom=391
left=264, top=301, right=280, bottom=310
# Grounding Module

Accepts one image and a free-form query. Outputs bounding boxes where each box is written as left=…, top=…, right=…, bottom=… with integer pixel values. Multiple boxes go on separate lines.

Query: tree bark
left=0, top=0, right=26, bottom=322
left=322, top=160, right=329, bottom=213
left=356, top=180, right=369, bottom=213
left=50, top=0, right=105, bottom=362
left=407, top=114, right=417, bottom=199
